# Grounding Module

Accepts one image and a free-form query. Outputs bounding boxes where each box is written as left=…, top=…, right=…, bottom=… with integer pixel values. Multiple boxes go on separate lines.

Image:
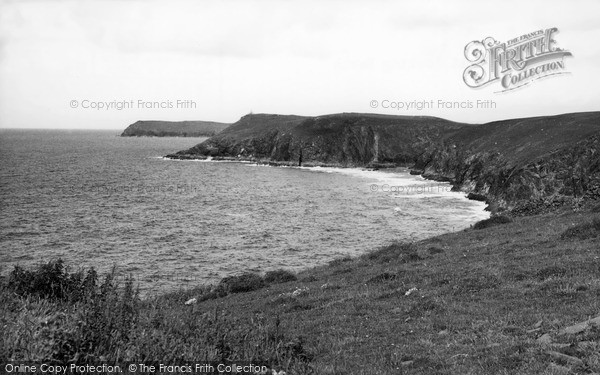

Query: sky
left=0, top=0, right=599, bottom=129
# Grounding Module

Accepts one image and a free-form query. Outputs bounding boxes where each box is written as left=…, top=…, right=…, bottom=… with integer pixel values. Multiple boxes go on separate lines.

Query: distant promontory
left=121, top=120, right=230, bottom=137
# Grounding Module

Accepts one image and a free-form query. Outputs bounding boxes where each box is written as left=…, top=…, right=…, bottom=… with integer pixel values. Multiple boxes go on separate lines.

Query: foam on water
left=0, top=131, right=490, bottom=295
left=299, top=164, right=485, bottom=208
left=216, top=159, right=490, bottom=226
left=299, top=165, right=431, bottom=185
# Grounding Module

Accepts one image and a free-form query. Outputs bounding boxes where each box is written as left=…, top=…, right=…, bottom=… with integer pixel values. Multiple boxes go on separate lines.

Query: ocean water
left=0, top=130, right=489, bottom=295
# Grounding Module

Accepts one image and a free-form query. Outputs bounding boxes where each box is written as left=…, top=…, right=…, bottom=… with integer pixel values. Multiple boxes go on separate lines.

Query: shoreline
left=0, top=157, right=489, bottom=299
left=165, top=153, right=402, bottom=169
left=137, top=155, right=491, bottom=297
left=4, top=207, right=599, bottom=373
left=2, top=157, right=490, bottom=299
left=163, top=153, right=491, bottom=208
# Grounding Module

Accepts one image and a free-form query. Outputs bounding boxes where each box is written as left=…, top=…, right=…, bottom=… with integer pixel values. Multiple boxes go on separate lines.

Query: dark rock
left=467, top=193, right=487, bottom=202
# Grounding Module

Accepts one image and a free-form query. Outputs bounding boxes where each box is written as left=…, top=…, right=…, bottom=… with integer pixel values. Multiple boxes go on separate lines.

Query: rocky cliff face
left=121, top=120, right=230, bottom=137
left=168, top=111, right=600, bottom=214
left=414, top=112, right=600, bottom=213
left=172, top=113, right=469, bottom=166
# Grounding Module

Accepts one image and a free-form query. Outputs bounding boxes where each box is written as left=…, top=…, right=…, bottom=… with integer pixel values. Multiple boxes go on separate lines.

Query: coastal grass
left=560, top=217, right=600, bottom=240
left=473, top=215, right=512, bottom=230
left=2, top=209, right=600, bottom=374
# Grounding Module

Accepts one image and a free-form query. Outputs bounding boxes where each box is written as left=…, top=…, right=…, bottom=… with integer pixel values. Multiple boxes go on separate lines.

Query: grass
left=2, top=208, right=600, bottom=374
left=7, top=259, right=99, bottom=302
left=560, top=217, right=600, bottom=240
left=122, top=120, right=230, bottom=137
left=219, top=272, right=266, bottom=294
left=473, top=215, right=512, bottom=230
left=264, top=269, right=298, bottom=284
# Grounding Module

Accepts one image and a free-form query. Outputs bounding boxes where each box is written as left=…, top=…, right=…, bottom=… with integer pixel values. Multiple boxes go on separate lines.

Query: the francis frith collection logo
left=463, top=27, right=572, bottom=92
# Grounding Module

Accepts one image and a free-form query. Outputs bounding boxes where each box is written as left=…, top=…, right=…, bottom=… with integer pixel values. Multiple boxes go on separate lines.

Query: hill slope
left=121, top=120, right=230, bottom=137
left=170, top=113, right=470, bottom=166
left=4, top=208, right=600, bottom=373
left=168, top=111, right=600, bottom=213
left=416, top=112, right=600, bottom=213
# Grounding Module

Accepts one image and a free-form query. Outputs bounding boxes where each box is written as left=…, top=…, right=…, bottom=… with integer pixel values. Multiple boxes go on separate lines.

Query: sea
left=0, top=130, right=489, bottom=296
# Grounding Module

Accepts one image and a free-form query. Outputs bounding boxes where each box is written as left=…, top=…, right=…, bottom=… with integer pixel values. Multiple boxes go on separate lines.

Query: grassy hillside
left=170, top=112, right=600, bottom=165
left=4, top=111, right=600, bottom=373
left=215, top=114, right=308, bottom=139
left=172, top=113, right=471, bottom=166
left=3, top=206, right=600, bottom=374
left=445, top=111, right=600, bottom=167
left=121, top=120, right=230, bottom=137
left=168, top=111, right=600, bottom=212
left=417, top=112, right=600, bottom=213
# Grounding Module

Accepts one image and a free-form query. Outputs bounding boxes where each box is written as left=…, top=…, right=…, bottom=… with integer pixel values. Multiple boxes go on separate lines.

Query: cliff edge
left=167, top=111, right=600, bottom=214
left=121, top=120, right=230, bottom=137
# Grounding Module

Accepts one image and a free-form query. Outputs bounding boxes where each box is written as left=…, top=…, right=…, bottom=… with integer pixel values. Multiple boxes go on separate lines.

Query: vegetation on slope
left=169, top=111, right=600, bottom=213
left=417, top=112, right=600, bottom=213
left=3, top=207, right=600, bottom=374
left=171, top=113, right=470, bottom=166
left=121, top=120, right=230, bottom=137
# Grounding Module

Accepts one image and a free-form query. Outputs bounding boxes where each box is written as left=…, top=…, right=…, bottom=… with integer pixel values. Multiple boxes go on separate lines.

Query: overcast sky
left=1, top=0, right=599, bottom=129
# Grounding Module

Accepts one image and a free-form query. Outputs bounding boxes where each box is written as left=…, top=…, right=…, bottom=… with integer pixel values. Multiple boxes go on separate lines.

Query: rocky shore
left=167, top=111, right=600, bottom=214
left=4, top=112, right=600, bottom=374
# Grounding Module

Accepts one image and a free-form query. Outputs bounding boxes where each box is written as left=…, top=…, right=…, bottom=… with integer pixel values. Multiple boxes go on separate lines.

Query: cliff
left=415, top=112, right=600, bottom=214
left=167, top=111, right=600, bottom=214
left=169, top=113, right=471, bottom=166
left=121, top=120, right=230, bottom=137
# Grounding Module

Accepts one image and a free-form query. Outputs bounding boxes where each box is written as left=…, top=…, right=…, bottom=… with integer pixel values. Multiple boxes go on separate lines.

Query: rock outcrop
left=167, top=111, right=600, bottom=214
left=415, top=112, right=600, bottom=213
left=168, top=113, right=470, bottom=166
left=121, top=120, right=230, bottom=137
